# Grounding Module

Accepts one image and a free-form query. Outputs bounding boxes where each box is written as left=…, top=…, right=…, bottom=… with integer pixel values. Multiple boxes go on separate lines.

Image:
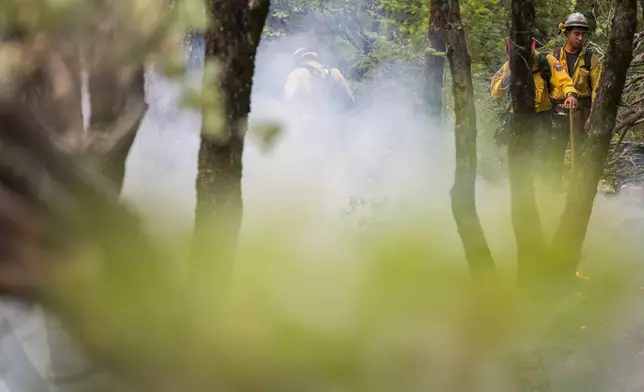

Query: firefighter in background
left=490, top=41, right=579, bottom=115
left=490, top=40, right=578, bottom=126
left=547, top=12, right=602, bottom=183
left=283, top=47, right=355, bottom=122
left=490, top=40, right=579, bottom=187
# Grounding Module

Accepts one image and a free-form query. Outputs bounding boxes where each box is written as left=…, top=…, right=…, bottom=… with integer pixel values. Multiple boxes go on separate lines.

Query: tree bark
left=443, top=0, right=496, bottom=276
left=425, top=0, right=446, bottom=118
left=11, top=7, right=149, bottom=391
left=15, top=0, right=148, bottom=198
left=20, top=38, right=84, bottom=152
left=508, top=0, right=547, bottom=286
left=84, top=65, right=147, bottom=194
left=193, top=0, right=270, bottom=264
left=550, top=0, right=637, bottom=279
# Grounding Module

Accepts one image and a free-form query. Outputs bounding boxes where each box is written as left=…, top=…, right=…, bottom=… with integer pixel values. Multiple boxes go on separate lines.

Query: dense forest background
left=251, top=0, right=644, bottom=183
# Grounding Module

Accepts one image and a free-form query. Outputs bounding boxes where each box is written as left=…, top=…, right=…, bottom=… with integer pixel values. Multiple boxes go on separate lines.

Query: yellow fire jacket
left=549, top=47, right=601, bottom=104
left=284, top=60, right=355, bottom=106
left=490, top=52, right=577, bottom=113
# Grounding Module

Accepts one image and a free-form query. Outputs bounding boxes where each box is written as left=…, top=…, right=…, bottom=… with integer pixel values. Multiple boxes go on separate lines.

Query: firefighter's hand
left=562, top=95, right=578, bottom=110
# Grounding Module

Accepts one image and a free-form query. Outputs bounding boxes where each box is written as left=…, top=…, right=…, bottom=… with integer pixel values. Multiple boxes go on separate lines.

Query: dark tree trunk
left=425, top=0, right=446, bottom=118
left=507, top=0, right=547, bottom=286
left=193, top=0, right=270, bottom=264
left=550, top=0, right=637, bottom=279
left=442, top=0, right=496, bottom=276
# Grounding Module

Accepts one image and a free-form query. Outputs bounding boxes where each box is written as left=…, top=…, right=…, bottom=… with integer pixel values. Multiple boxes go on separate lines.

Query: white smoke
left=119, top=33, right=453, bottom=243
left=119, top=31, right=644, bottom=269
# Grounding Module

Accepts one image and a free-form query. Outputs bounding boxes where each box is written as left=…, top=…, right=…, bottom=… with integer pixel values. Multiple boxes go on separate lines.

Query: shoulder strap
left=582, top=48, right=593, bottom=92
left=582, top=48, right=593, bottom=70
left=554, top=48, right=562, bottom=61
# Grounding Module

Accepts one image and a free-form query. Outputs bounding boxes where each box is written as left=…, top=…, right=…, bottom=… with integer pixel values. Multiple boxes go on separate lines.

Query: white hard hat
left=293, top=47, right=319, bottom=61
left=563, top=12, right=589, bottom=30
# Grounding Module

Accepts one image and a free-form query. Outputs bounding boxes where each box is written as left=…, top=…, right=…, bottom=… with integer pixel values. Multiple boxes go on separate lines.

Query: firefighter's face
left=565, top=28, right=586, bottom=50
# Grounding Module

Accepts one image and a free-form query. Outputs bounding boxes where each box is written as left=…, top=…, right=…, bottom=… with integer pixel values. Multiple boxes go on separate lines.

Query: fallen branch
left=613, top=105, right=644, bottom=135
left=606, top=105, right=644, bottom=160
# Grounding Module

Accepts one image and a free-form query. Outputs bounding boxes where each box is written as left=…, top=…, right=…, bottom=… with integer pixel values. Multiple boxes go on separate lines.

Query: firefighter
left=491, top=41, right=578, bottom=111
left=490, top=40, right=578, bottom=129
left=283, top=47, right=355, bottom=123
left=491, top=40, right=578, bottom=188
left=546, top=12, right=602, bottom=184
left=552, top=13, right=601, bottom=128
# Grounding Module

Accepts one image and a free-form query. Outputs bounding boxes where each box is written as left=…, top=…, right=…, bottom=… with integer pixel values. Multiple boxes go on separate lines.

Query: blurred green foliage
left=40, top=212, right=637, bottom=391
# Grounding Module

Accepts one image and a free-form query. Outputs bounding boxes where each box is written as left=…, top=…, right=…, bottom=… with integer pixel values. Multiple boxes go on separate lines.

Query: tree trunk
left=442, top=0, right=496, bottom=276
left=84, top=65, right=147, bottom=194
left=425, top=0, right=446, bottom=118
left=17, top=28, right=147, bottom=197
left=20, top=38, right=84, bottom=151
left=550, top=0, right=637, bottom=279
left=193, top=0, right=270, bottom=264
left=508, top=0, right=547, bottom=286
